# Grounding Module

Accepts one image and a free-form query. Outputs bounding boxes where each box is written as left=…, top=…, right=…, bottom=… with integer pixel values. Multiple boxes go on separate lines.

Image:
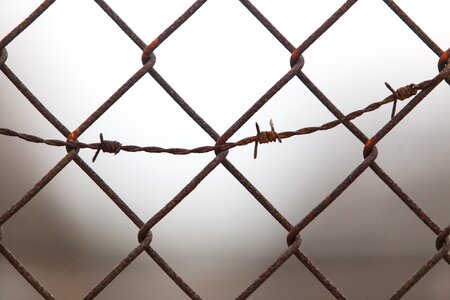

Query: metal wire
left=0, top=1, right=449, bottom=299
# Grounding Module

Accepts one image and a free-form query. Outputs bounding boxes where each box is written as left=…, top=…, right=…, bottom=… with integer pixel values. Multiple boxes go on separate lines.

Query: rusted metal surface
left=0, top=1, right=449, bottom=299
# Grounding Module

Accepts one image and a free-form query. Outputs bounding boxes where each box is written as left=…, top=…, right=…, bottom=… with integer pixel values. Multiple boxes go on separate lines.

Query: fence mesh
left=1, top=1, right=449, bottom=299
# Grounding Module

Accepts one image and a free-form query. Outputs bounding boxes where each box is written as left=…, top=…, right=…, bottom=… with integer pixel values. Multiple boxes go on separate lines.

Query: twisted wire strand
left=0, top=79, right=431, bottom=159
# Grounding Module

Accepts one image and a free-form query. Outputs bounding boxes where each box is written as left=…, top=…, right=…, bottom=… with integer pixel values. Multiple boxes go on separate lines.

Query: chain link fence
left=1, top=0, right=449, bottom=299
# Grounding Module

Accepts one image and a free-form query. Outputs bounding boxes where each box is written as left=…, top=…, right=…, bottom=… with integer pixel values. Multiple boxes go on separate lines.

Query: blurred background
left=0, top=0, right=449, bottom=299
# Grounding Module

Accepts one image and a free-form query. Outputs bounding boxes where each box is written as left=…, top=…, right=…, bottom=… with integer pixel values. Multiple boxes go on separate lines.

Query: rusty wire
left=0, top=1, right=449, bottom=299
left=0, top=76, right=438, bottom=161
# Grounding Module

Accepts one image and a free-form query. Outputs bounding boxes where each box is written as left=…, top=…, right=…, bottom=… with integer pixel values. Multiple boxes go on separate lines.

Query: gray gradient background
left=1, top=0, right=449, bottom=299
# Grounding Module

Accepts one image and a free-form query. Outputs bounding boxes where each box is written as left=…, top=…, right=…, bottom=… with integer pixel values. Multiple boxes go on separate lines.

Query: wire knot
left=254, top=119, right=282, bottom=159
left=92, top=133, right=122, bottom=162
left=385, top=82, right=421, bottom=119
left=385, top=82, right=419, bottom=101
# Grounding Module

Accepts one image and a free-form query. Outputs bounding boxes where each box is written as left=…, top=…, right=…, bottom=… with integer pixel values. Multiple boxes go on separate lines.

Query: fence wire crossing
left=1, top=0, right=449, bottom=299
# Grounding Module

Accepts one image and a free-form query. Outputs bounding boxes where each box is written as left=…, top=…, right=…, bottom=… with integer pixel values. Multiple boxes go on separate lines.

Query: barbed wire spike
left=385, top=82, right=420, bottom=119
left=92, top=133, right=122, bottom=162
left=254, top=119, right=282, bottom=159
left=385, top=82, right=398, bottom=119
left=270, top=119, right=282, bottom=143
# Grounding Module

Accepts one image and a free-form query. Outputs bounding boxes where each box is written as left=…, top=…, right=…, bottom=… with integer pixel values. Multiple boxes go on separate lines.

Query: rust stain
left=150, top=38, right=159, bottom=49
left=290, top=48, right=300, bottom=67
left=363, top=138, right=376, bottom=158
left=438, top=49, right=450, bottom=71
left=365, top=138, right=375, bottom=149
left=69, top=128, right=80, bottom=141
left=142, top=38, right=159, bottom=63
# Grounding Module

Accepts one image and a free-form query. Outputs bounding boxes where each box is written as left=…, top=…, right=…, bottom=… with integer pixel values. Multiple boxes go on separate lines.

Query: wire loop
left=289, top=48, right=305, bottom=69
left=141, top=39, right=158, bottom=65
left=435, top=224, right=450, bottom=264
left=438, top=48, right=450, bottom=85
left=0, top=48, right=7, bottom=67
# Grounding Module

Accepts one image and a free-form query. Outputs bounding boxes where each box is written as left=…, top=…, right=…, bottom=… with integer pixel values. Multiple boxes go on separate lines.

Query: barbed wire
left=0, top=77, right=438, bottom=161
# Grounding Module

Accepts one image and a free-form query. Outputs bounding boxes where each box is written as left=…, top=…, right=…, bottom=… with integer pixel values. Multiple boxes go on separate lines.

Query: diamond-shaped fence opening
left=0, top=1, right=449, bottom=299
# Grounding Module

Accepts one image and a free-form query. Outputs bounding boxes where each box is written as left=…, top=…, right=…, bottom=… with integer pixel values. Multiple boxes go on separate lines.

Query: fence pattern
left=1, top=1, right=449, bottom=299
